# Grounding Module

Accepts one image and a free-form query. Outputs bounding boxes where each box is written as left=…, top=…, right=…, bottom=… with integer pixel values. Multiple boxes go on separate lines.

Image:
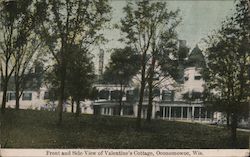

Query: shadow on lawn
left=0, top=109, right=248, bottom=149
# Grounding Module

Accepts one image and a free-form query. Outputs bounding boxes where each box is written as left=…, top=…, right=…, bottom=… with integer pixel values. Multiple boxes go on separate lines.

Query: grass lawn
left=1, top=109, right=249, bottom=148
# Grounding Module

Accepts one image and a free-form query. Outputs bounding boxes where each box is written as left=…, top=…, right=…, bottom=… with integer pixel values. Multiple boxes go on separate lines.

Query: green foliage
left=203, top=0, right=249, bottom=118
left=102, top=47, right=140, bottom=85
left=45, top=46, right=96, bottom=101
left=21, top=61, right=45, bottom=91
left=0, top=0, right=46, bottom=110
left=66, top=45, right=95, bottom=101
left=40, top=0, right=111, bottom=59
left=119, top=0, right=181, bottom=74
left=38, top=0, right=111, bottom=122
left=119, top=0, right=181, bottom=123
left=39, top=0, right=111, bottom=87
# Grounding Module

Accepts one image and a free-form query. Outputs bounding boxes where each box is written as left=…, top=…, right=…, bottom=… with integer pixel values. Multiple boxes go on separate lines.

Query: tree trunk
left=146, top=56, right=156, bottom=122
left=75, top=100, right=80, bottom=117
left=15, top=80, right=20, bottom=110
left=137, top=52, right=147, bottom=129
left=1, top=61, right=10, bottom=114
left=231, top=112, right=238, bottom=148
left=57, top=67, right=66, bottom=125
left=71, top=98, right=74, bottom=113
left=226, top=112, right=230, bottom=127
left=1, top=82, right=8, bottom=114
left=118, top=83, right=123, bottom=116
left=146, top=80, right=153, bottom=122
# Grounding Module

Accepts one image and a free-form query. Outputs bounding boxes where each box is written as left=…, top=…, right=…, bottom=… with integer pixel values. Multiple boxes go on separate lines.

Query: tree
left=203, top=0, right=249, bottom=148
left=0, top=0, right=45, bottom=113
left=119, top=0, right=180, bottom=126
left=13, top=38, right=44, bottom=110
left=66, top=45, right=95, bottom=117
left=102, top=47, right=140, bottom=116
left=146, top=23, right=181, bottom=122
left=0, top=1, right=15, bottom=113
left=39, top=0, right=111, bottom=124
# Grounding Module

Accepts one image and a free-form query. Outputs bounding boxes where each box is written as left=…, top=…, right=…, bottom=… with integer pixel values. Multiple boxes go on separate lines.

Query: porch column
left=121, top=108, right=123, bottom=116
left=108, top=91, right=111, bottom=101
left=168, top=106, right=171, bottom=120
left=199, top=107, right=201, bottom=121
left=205, top=111, right=207, bottom=121
left=163, top=107, right=165, bottom=119
left=152, top=103, right=155, bottom=119
left=187, top=107, right=189, bottom=120
left=160, top=89, right=163, bottom=100
left=192, top=106, right=195, bottom=122
left=181, top=107, right=183, bottom=120
left=134, top=104, right=138, bottom=117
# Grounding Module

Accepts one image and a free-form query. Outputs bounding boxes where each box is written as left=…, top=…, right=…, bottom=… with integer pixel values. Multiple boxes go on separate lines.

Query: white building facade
left=93, top=67, right=219, bottom=123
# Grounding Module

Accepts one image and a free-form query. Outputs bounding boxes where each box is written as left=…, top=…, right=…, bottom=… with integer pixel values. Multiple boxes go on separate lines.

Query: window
left=8, top=92, right=16, bottom=100
left=98, top=90, right=109, bottom=100
left=22, top=93, right=32, bottom=101
left=194, top=75, right=201, bottom=80
left=162, top=90, right=174, bottom=101
left=111, top=90, right=122, bottom=100
left=191, top=91, right=202, bottom=100
left=153, top=88, right=160, bottom=97
left=44, top=92, right=49, bottom=100
left=126, top=90, right=134, bottom=101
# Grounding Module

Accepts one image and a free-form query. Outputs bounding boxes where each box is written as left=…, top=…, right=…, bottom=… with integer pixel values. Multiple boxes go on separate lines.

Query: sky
left=93, top=0, right=235, bottom=72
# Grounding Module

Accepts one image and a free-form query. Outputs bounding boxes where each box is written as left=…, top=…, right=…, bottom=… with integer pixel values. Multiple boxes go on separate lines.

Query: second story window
left=98, top=90, right=109, bottom=100
left=153, top=88, right=160, bottom=97
left=22, top=92, right=32, bottom=101
left=162, top=90, right=174, bottom=101
left=111, top=90, right=121, bottom=100
left=194, top=75, right=201, bottom=80
left=44, top=92, right=49, bottom=100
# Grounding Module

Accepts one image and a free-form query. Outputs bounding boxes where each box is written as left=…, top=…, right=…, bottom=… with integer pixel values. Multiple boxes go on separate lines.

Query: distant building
left=186, top=45, right=206, bottom=68
left=1, top=45, right=247, bottom=127
left=92, top=66, right=215, bottom=122
left=91, top=44, right=227, bottom=123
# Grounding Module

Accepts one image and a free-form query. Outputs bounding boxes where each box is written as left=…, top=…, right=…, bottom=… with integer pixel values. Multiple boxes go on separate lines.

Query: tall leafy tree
left=66, top=45, right=95, bottom=117
left=102, top=47, right=140, bottom=116
left=0, top=0, right=45, bottom=113
left=119, top=0, right=180, bottom=126
left=39, top=0, right=111, bottom=124
left=203, top=0, right=249, bottom=148
left=13, top=38, right=44, bottom=110
left=146, top=23, right=181, bottom=122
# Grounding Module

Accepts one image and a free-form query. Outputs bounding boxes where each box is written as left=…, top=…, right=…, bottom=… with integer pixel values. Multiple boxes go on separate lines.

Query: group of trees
left=0, top=0, right=111, bottom=125
left=203, top=0, right=249, bottom=147
left=102, top=1, right=187, bottom=129
left=0, top=0, right=46, bottom=113
left=102, top=47, right=140, bottom=116
left=38, top=0, right=111, bottom=123
left=116, top=1, right=183, bottom=128
left=103, top=0, right=249, bottom=147
left=0, top=0, right=249, bottom=148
